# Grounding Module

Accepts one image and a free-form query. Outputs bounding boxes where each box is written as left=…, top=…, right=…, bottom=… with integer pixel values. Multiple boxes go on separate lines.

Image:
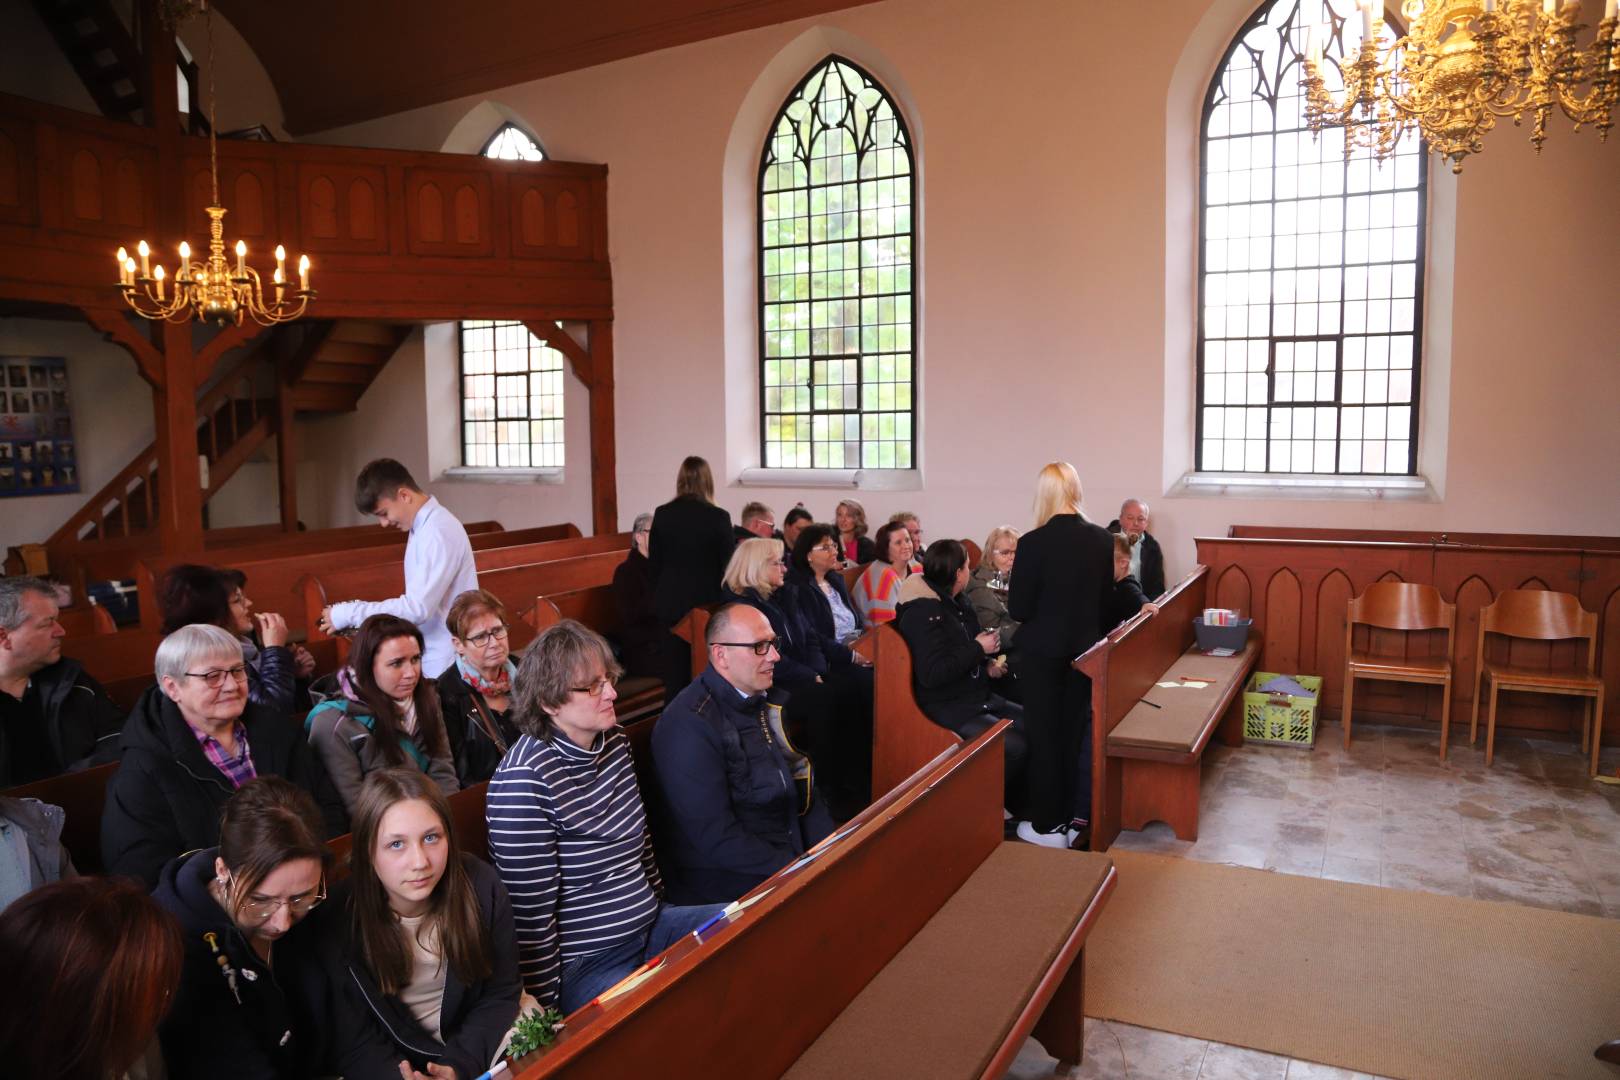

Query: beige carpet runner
left=1085, top=851, right=1620, bottom=1080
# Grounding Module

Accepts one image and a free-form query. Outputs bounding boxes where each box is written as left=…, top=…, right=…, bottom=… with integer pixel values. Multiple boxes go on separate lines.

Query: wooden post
left=276, top=357, right=299, bottom=531
left=586, top=319, right=617, bottom=536
left=152, top=320, right=205, bottom=553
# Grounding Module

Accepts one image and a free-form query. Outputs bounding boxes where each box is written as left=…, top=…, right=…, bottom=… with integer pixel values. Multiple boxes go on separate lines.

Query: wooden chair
left=1342, top=582, right=1456, bottom=759
left=1470, top=589, right=1603, bottom=775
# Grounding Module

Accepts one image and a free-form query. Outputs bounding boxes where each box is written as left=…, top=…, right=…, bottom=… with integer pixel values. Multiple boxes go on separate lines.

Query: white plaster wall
left=293, top=326, right=597, bottom=533
left=0, top=319, right=153, bottom=549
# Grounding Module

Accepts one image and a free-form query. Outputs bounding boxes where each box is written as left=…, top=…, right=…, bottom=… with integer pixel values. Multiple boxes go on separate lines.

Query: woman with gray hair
left=101, top=623, right=337, bottom=887
left=487, top=619, right=721, bottom=1012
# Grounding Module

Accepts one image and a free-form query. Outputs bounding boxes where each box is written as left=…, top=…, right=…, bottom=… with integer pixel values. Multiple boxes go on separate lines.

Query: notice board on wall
left=0, top=356, right=79, bottom=497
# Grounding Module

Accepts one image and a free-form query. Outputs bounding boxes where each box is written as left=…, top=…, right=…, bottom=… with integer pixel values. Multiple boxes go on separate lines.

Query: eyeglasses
left=992, top=548, right=1016, bottom=557
left=226, top=872, right=326, bottom=924
left=184, top=665, right=249, bottom=688
left=570, top=674, right=620, bottom=697
left=713, top=638, right=780, bottom=657
left=812, top=542, right=839, bottom=554
left=462, top=624, right=509, bottom=648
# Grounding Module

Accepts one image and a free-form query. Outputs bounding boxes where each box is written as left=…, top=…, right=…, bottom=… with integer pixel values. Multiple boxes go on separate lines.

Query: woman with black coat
left=1006, top=462, right=1115, bottom=850
left=648, top=456, right=736, bottom=627
left=307, top=769, right=524, bottom=1080
left=101, top=625, right=339, bottom=888
left=152, top=777, right=333, bottom=1080
left=782, top=523, right=865, bottom=656
left=893, top=540, right=1029, bottom=817
left=722, top=538, right=874, bottom=819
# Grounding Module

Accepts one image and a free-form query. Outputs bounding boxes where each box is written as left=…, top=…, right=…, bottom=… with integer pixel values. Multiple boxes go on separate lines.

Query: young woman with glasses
left=102, top=624, right=337, bottom=887
left=306, top=614, right=460, bottom=831
left=151, top=776, right=332, bottom=1079
left=488, top=620, right=723, bottom=1014
left=312, top=768, right=526, bottom=1080
left=436, top=589, right=522, bottom=784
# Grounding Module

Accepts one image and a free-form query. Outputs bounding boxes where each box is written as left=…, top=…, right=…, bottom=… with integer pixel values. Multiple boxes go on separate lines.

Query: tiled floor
left=1009, top=718, right=1620, bottom=1079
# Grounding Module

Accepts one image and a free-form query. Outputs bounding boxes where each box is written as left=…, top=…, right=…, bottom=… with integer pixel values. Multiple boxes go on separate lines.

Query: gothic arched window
left=759, top=56, right=915, bottom=470
left=1199, top=2, right=1426, bottom=475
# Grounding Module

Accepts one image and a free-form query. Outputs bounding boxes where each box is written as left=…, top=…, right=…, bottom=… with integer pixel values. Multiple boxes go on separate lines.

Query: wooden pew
left=2, top=761, right=120, bottom=874
left=135, top=521, right=569, bottom=635
left=299, top=536, right=630, bottom=652
left=56, top=604, right=117, bottom=638
left=1229, top=524, right=1620, bottom=551
left=869, top=622, right=964, bottom=798
left=525, top=587, right=665, bottom=725
left=513, top=721, right=1116, bottom=1079
left=1075, top=566, right=1259, bottom=851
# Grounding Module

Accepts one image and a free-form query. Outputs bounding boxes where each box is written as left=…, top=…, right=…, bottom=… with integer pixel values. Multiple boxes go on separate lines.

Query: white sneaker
left=1016, top=821, right=1072, bottom=849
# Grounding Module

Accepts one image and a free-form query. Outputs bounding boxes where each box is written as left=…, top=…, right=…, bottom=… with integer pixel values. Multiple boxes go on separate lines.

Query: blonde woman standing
left=1006, top=463, right=1113, bottom=850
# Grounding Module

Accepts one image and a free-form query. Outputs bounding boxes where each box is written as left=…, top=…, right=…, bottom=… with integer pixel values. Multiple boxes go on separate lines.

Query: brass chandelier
left=115, top=2, right=314, bottom=325
left=1302, top=0, right=1618, bottom=172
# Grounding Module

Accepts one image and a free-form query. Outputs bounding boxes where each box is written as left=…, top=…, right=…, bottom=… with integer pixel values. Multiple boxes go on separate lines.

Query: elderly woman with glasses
left=152, top=777, right=333, bottom=1080
left=436, top=588, right=522, bottom=784
left=102, top=624, right=336, bottom=888
left=488, top=620, right=722, bottom=1013
left=784, top=522, right=866, bottom=650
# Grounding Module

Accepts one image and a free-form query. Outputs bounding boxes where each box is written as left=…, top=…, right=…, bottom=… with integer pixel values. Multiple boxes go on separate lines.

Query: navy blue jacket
left=722, top=587, right=827, bottom=688
left=652, top=666, right=835, bottom=905
left=781, top=567, right=863, bottom=666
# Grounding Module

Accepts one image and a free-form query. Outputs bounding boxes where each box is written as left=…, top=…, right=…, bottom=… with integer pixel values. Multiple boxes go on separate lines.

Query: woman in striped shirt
left=487, top=620, right=722, bottom=1014
left=853, top=520, right=924, bottom=625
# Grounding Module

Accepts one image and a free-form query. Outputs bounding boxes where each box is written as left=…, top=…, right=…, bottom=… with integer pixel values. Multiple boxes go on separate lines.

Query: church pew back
left=513, top=724, right=1008, bottom=1078
left=2, top=760, right=119, bottom=874
left=56, top=604, right=116, bottom=638
left=524, top=587, right=664, bottom=725
left=869, top=622, right=963, bottom=798
left=329, top=780, right=490, bottom=872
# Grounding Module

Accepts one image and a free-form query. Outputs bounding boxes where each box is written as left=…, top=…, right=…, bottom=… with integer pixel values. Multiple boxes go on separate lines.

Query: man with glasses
left=103, top=624, right=335, bottom=887
left=650, top=603, right=835, bottom=904
left=734, top=501, right=781, bottom=543
left=0, top=575, right=125, bottom=787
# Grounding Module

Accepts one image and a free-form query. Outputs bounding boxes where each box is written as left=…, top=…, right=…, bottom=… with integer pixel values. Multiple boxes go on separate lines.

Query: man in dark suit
left=1107, top=499, right=1166, bottom=598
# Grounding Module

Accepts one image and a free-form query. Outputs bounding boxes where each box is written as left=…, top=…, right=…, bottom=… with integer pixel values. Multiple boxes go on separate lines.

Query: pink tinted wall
left=306, top=0, right=1620, bottom=577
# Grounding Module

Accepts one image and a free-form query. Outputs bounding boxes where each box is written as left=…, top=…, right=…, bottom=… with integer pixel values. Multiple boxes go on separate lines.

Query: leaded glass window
left=459, top=126, right=561, bottom=468
left=759, top=56, right=915, bottom=470
left=1199, top=1, right=1426, bottom=475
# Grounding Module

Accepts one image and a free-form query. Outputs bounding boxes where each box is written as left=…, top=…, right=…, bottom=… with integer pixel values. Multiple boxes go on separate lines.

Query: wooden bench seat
left=1078, top=566, right=1260, bottom=849
left=512, top=720, right=1115, bottom=1080
left=783, top=842, right=1113, bottom=1079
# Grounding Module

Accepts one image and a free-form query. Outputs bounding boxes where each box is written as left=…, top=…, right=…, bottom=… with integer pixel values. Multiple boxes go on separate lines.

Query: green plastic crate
left=1242, top=671, right=1322, bottom=747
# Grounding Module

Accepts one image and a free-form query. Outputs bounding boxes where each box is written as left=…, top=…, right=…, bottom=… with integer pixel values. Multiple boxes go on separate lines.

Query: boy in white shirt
left=317, top=459, right=479, bottom=675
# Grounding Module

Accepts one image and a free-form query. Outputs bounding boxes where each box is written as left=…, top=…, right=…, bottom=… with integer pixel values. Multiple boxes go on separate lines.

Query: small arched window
left=459, top=124, right=563, bottom=468
left=1198, top=1, right=1426, bottom=475
left=759, top=56, right=915, bottom=470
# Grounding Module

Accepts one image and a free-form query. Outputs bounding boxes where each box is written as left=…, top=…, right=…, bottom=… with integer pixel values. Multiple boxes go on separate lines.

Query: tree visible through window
left=760, top=56, right=915, bottom=470
left=460, top=124, right=563, bottom=468
left=1199, top=1, right=1426, bottom=475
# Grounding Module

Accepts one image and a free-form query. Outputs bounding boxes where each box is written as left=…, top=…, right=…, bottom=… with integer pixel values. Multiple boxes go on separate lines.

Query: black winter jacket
left=893, top=580, right=996, bottom=715
left=722, top=587, right=827, bottom=688
left=781, top=566, right=863, bottom=665
left=649, top=495, right=735, bottom=626
left=301, top=854, right=523, bottom=1080
left=610, top=546, right=665, bottom=675
left=435, top=662, right=520, bottom=785
left=1108, top=575, right=1151, bottom=627
left=0, top=657, right=124, bottom=788
left=1106, top=520, right=1166, bottom=598
left=152, top=847, right=325, bottom=1080
left=1007, top=514, right=1115, bottom=661
left=651, top=666, right=834, bottom=905
left=100, top=685, right=339, bottom=887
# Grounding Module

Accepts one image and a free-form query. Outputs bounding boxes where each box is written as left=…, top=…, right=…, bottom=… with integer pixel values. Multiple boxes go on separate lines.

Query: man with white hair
left=0, top=576, right=124, bottom=787
left=1107, top=499, right=1166, bottom=598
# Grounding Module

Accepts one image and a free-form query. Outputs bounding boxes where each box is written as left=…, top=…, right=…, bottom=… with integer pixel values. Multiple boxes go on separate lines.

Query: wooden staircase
left=46, top=319, right=407, bottom=566
left=30, top=0, right=145, bottom=123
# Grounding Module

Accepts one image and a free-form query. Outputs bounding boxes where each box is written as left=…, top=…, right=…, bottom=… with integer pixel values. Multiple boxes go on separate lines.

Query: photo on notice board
left=0, top=356, right=79, bottom=497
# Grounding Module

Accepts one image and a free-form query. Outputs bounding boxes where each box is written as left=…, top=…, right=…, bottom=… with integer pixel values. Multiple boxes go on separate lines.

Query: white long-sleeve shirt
left=328, top=496, right=479, bottom=674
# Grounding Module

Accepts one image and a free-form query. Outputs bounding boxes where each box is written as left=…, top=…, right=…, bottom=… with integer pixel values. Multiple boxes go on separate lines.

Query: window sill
left=736, top=468, right=922, bottom=492
left=1167, top=471, right=1438, bottom=502
left=440, top=466, right=564, bottom=486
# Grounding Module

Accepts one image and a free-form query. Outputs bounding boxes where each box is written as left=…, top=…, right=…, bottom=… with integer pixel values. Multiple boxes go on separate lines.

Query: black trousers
left=925, top=694, right=1028, bottom=818
left=1018, top=655, right=1092, bottom=833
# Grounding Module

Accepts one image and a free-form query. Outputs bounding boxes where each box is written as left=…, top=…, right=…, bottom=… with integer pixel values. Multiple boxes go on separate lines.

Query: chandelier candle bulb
left=298, top=255, right=309, bottom=292
left=234, top=240, right=245, bottom=276
left=137, top=240, right=150, bottom=278
left=115, top=247, right=128, bottom=285
left=179, top=241, right=191, bottom=278
left=125, top=257, right=137, bottom=283
left=153, top=265, right=165, bottom=301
